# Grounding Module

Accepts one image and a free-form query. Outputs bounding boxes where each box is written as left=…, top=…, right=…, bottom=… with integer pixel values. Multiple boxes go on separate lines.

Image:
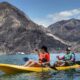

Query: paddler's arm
left=35, top=49, right=41, bottom=55
left=57, top=56, right=64, bottom=60
left=70, top=54, right=75, bottom=62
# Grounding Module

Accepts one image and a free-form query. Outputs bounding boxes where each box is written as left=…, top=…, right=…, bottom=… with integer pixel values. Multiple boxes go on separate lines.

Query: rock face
left=0, top=2, right=67, bottom=54
left=48, top=19, right=80, bottom=51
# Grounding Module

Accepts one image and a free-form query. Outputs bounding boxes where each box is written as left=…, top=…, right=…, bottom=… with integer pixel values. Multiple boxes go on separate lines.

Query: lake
left=0, top=53, right=80, bottom=80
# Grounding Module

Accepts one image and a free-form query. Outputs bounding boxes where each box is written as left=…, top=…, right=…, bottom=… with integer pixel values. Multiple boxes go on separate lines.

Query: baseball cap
left=66, top=47, right=71, bottom=51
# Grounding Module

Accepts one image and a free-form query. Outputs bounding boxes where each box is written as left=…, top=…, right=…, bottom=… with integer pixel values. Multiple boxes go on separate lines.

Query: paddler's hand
left=35, top=49, right=38, bottom=51
left=41, top=63, right=46, bottom=67
left=65, top=60, right=71, bottom=63
left=32, top=49, right=38, bottom=53
left=35, top=49, right=40, bottom=54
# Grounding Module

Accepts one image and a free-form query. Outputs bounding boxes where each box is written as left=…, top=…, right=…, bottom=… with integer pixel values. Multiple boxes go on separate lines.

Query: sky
left=0, top=0, right=80, bottom=27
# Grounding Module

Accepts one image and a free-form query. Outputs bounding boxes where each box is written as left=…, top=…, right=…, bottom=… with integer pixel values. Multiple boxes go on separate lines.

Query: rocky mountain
left=0, top=2, right=67, bottom=54
left=48, top=19, right=80, bottom=51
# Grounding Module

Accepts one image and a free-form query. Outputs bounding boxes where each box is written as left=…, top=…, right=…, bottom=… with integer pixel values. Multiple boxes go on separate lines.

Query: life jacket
left=38, top=52, right=50, bottom=63
left=64, top=52, right=75, bottom=62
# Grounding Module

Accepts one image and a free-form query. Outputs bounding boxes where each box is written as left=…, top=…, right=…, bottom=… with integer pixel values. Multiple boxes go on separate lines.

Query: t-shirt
left=63, top=52, right=75, bottom=62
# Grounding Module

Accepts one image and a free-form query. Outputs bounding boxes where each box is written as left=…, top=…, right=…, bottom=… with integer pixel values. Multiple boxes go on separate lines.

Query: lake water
left=0, top=53, right=80, bottom=80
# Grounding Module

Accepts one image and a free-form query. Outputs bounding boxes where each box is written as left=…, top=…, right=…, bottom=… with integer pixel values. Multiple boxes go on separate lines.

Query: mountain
left=0, top=2, right=67, bottom=54
left=48, top=19, right=80, bottom=51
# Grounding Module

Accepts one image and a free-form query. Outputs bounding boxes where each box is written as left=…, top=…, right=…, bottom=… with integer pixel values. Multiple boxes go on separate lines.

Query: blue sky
left=0, top=0, right=80, bottom=27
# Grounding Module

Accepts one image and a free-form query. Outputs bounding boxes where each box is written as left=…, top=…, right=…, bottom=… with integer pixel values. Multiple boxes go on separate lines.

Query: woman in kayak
left=52, top=47, right=75, bottom=67
left=24, top=46, right=50, bottom=67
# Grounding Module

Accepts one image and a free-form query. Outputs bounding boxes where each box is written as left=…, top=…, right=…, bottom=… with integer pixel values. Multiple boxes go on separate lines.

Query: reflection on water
left=0, top=71, right=80, bottom=80
left=0, top=53, right=80, bottom=80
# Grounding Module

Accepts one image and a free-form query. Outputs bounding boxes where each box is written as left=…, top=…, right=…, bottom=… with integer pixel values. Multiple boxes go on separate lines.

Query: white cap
left=66, top=47, right=71, bottom=51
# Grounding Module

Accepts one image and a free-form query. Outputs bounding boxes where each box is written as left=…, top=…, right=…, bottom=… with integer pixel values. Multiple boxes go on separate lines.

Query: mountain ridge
left=48, top=18, right=80, bottom=51
left=0, top=2, right=68, bottom=54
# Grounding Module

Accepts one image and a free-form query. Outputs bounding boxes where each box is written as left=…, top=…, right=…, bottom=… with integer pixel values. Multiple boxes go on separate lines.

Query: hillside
left=48, top=19, right=80, bottom=51
left=0, top=2, right=67, bottom=54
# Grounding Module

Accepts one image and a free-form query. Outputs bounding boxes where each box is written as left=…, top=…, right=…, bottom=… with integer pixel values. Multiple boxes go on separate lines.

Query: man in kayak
left=53, top=47, right=75, bottom=67
left=24, top=46, right=50, bottom=67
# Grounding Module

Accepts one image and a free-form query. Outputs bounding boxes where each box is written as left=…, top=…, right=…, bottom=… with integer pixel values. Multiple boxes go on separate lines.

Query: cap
left=66, top=47, right=71, bottom=51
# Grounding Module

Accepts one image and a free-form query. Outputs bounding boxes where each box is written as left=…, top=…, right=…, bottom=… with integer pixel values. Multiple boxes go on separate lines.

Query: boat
left=0, top=63, right=80, bottom=74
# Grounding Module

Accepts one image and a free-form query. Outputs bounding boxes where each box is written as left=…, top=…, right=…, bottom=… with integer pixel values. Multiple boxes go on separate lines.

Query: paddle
left=23, top=57, right=29, bottom=62
left=50, top=65, right=58, bottom=70
left=23, top=49, right=39, bottom=62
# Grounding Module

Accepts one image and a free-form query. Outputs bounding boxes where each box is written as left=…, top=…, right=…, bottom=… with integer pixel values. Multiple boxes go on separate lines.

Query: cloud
left=33, top=8, right=80, bottom=27
left=47, top=8, right=80, bottom=23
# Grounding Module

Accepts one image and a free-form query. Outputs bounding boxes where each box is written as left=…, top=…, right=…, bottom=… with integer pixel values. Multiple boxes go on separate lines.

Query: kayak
left=0, top=64, right=53, bottom=74
left=0, top=63, right=80, bottom=74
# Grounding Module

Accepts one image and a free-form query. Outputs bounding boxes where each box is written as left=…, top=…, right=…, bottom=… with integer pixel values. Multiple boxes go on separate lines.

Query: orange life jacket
left=38, top=52, right=50, bottom=63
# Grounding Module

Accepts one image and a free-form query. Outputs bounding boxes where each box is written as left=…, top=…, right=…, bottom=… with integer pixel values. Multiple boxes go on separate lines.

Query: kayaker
left=53, top=47, right=75, bottom=67
left=24, top=46, right=50, bottom=67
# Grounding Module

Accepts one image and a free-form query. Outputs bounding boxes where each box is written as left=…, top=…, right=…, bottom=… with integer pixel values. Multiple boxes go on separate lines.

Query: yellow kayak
left=0, top=63, right=80, bottom=74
